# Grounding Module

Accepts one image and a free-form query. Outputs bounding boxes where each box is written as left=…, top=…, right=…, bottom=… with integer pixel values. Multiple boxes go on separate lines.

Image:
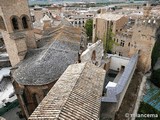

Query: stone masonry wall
left=81, top=40, right=103, bottom=66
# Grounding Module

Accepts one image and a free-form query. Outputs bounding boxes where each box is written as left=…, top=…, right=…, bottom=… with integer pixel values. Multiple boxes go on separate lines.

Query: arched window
left=11, top=16, right=19, bottom=30
left=91, top=50, right=98, bottom=65
left=0, top=16, right=6, bottom=31
left=91, top=50, right=96, bottom=61
left=22, top=16, right=29, bottom=29
left=104, top=63, right=107, bottom=70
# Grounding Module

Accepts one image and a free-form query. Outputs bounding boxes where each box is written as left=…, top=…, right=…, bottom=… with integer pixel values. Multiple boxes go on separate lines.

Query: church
left=0, top=0, right=87, bottom=118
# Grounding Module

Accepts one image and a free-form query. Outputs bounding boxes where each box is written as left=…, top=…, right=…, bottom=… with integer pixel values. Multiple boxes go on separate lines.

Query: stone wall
left=13, top=80, right=55, bottom=119
left=0, top=0, right=37, bottom=66
left=0, top=0, right=31, bottom=33
left=81, top=40, right=103, bottom=66
left=92, top=15, right=128, bottom=45
left=115, top=17, right=128, bottom=33
left=2, top=32, right=22, bottom=66
left=109, top=55, right=130, bottom=71
left=113, top=33, right=132, bottom=57
left=129, top=24, right=156, bottom=72
left=113, top=20, right=156, bottom=73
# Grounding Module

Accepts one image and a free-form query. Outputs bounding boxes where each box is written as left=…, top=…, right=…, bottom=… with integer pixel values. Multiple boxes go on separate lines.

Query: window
left=121, top=65, right=125, bottom=70
left=91, top=50, right=97, bottom=65
left=0, top=16, right=6, bottom=31
left=110, top=21, right=113, bottom=26
left=11, top=16, right=19, bottom=30
left=138, top=50, right=141, bottom=54
left=91, top=50, right=96, bottom=61
left=128, top=42, right=130, bottom=47
left=119, top=52, right=122, bottom=56
left=120, top=40, right=125, bottom=47
left=31, top=16, right=35, bottom=22
left=22, top=16, right=29, bottom=29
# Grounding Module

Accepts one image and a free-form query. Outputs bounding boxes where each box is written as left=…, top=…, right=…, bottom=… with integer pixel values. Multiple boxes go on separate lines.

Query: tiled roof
left=29, top=62, right=106, bottom=120
left=38, top=21, right=82, bottom=48
left=13, top=20, right=84, bottom=85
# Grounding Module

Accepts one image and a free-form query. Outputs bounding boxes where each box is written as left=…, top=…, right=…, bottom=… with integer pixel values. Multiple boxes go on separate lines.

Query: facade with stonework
left=0, top=0, right=37, bottom=67
left=92, top=5, right=159, bottom=73
left=28, top=39, right=139, bottom=119
left=113, top=5, right=159, bottom=73
left=0, top=0, right=87, bottom=119
left=12, top=22, right=86, bottom=119
left=28, top=40, right=108, bottom=119
left=92, top=13, right=128, bottom=49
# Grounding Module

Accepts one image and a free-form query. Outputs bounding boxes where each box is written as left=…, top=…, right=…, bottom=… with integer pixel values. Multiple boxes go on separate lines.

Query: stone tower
left=0, top=0, right=37, bottom=66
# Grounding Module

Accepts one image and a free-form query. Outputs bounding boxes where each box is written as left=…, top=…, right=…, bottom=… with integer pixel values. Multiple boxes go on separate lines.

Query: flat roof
left=96, top=13, right=124, bottom=21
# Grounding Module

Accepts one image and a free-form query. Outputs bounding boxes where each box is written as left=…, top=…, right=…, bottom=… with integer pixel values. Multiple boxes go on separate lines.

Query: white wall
left=81, top=40, right=103, bottom=66
left=110, top=56, right=129, bottom=71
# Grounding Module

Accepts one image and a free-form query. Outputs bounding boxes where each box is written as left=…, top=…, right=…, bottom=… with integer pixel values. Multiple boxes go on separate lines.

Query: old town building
left=92, top=12, right=128, bottom=47
left=0, top=0, right=37, bottom=66
left=0, top=0, right=87, bottom=119
left=29, top=62, right=106, bottom=120
left=92, top=4, right=160, bottom=73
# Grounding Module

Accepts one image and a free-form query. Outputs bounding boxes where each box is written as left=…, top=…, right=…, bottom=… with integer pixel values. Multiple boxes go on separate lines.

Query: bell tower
left=0, top=0, right=37, bottom=66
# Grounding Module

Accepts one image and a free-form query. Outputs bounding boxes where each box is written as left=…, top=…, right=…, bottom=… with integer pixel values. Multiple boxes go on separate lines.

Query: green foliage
left=104, top=29, right=119, bottom=53
left=151, top=29, right=160, bottom=87
left=0, top=100, right=19, bottom=116
left=84, top=19, right=93, bottom=41
left=151, top=69, right=160, bottom=87
left=136, top=102, right=160, bottom=120
left=151, top=40, right=160, bottom=68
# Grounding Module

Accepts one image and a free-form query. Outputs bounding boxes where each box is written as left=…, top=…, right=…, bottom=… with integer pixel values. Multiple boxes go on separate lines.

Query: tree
left=136, top=102, right=160, bottom=120
left=84, top=19, right=93, bottom=41
left=104, top=29, right=119, bottom=53
left=151, top=27, right=160, bottom=87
